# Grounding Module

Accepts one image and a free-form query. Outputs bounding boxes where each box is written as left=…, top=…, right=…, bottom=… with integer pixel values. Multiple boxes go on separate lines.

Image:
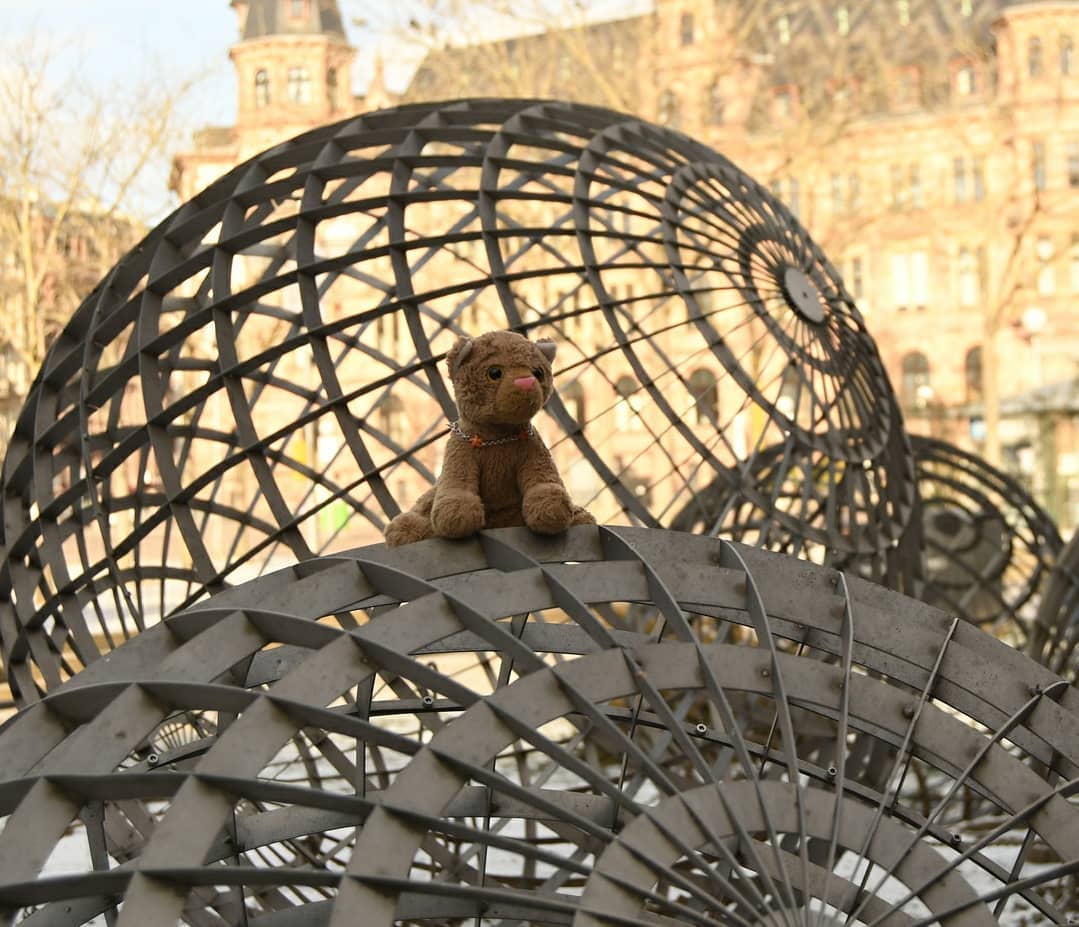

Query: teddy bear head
left=447, top=330, right=557, bottom=428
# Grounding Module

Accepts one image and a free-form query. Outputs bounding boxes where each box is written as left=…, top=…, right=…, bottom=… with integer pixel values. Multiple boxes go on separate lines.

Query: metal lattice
left=1029, top=527, right=1079, bottom=679
left=0, top=527, right=1076, bottom=926
left=912, top=435, right=1062, bottom=641
left=0, top=99, right=914, bottom=705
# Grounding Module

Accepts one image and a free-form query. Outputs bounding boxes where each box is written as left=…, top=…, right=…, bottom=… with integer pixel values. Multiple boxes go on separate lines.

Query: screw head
left=695, top=722, right=708, bottom=735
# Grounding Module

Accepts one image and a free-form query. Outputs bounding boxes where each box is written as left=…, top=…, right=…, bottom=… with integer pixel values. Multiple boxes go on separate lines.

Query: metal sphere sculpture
left=1029, top=526, right=1079, bottom=678
left=0, top=99, right=913, bottom=704
left=912, top=435, right=1062, bottom=640
left=0, top=527, right=1076, bottom=926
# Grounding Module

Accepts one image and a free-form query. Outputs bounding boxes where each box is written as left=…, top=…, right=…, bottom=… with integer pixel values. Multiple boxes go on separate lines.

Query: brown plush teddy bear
left=384, top=330, right=595, bottom=546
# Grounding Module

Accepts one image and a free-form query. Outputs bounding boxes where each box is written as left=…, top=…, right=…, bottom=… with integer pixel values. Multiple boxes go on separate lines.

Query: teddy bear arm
left=431, top=439, right=485, bottom=538
left=518, top=439, right=574, bottom=534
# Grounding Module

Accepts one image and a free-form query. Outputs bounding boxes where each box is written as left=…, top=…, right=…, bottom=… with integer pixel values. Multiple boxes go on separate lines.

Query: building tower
left=171, top=0, right=359, bottom=200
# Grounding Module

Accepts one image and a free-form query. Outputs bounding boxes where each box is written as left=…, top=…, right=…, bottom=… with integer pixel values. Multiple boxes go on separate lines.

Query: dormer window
left=706, top=80, right=724, bottom=124
left=896, top=66, right=920, bottom=107
left=1029, top=36, right=1044, bottom=78
left=837, top=4, right=850, bottom=35
left=960, top=0, right=972, bottom=15
left=288, top=66, right=312, bottom=104
left=1062, top=36, right=1074, bottom=75
left=897, top=0, right=910, bottom=26
left=255, top=69, right=271, bottom=108
left=290, top=0, right=309, bottom=18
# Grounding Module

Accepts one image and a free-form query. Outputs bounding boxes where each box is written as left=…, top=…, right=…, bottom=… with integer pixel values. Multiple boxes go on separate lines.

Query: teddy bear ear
left=536, top=339, right=557, bottom=363
left=447, top=337, right=474, bottom=373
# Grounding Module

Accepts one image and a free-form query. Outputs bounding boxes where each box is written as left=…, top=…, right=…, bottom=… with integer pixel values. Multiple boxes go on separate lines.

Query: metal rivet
left=761, top=668, right=771, bottom=678
left=950, top=833, right=962, bottom=847
left=827, top=765, right=837, bottom=778
left=902, top=705, right=916, bottom=719
left=147, top=753, right=160, bottom=766
left=421, top=695, right=434, bottom=707
left=695, top=723, right=708, bottom=735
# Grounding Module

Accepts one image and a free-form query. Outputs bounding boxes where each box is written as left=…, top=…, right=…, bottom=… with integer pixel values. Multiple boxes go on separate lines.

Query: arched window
left=965, top=346, right=983, bottom=403
left=706, top=81, right=724, bottom=125
left=615, top=375, right=644, bottom=430
left=1061, top=35, right=1074, bottom=75
left=658, top=89, right=680, bottom=128
left=958, top=247, right=978, bottom=306
left=688, top=368, right=718, bottom=426
left=1029, top=36, right=1044, bottom=78
left=327, top=67, right=338, bottom=111
left=901, top=351, right=931, bottom=409
left=287, top=66, right=312, bottom=104
left=680, top=11, right=695, bottom=45
left=255, top=69, right=271, bottom=108
left=562, top=380, right=586, bottom=429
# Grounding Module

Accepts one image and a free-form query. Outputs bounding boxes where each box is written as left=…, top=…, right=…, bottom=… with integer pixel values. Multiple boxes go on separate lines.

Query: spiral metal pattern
left=0, top=99, right=913, bottom=705
left=912, top=436, right=1062, bottom=642
left=0, top=527, right=1075, bottom=926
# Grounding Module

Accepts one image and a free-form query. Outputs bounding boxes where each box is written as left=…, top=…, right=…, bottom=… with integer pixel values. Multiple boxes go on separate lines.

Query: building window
left=1032, top=140, right=1047, bottom=191
left=1071, top=234, right=1079, bottom=290
left=909, top=163, right=923, bottom=208
left=955, top=63, right=977, bottom=97
left=688, top=368, right=719, bottom=425
left=680, top=11, right=695, bottom=45
left=973, top=156, right=986, bottom=200
left=901, top=351, right=931, bottom=408
left=788, top=177, right=800, bottom=217
left=377, top=394, right=406, bottom=444
left=562, top=381, right=586, bottom=429
left=777, top=14, right=791, bottom=45
left=954, top=157, right=967, bottom=203
left=1029, top=36, right=1044, bottom=78
left=831, top=174, right=843, bottom=214
left=837, top=5, right=850, bottom=34
left=848, top=172, right=860, bottom=211
left=290, top=0, right=308, bottom=16
left=965, top=346, right=983, bottom=403
left=850, top=256, right=864, bottom=300
left=774, top=86, right=795, bottom=118
left=706, top=81, right=724, bottom=124
left=960, top=0, right=972, bottom=16
left=958, top=247, right=978, bottom=306
left=255, top=69, right=271, bottom=108
left=890, top=163, right=905, bottom=207
left=897, top=0, right=910, bottom=25
left=1068, top=142, right=1079, bottom=187
left=287, top=66, right=312, bottom=104
left=1063, top=36, right=1075, bottom=75
left=658, top=89, right=680, bottom=127
left=1036, top=236, right=1056, bottom=295
left=897, top=68, right=920, bottom=106
left=893, top=251, right=929, bottom=311
left=615, top=376, right=644, bottom=430
left=327, top=67, right=338, bottom=111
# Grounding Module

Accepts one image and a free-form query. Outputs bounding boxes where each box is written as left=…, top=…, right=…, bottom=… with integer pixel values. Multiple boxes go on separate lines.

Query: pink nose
left=514, top=375, right=537, bottom=391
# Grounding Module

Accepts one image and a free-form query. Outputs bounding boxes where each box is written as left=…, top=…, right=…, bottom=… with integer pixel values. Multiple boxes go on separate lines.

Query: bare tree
left=0, top=35, right=200, bottom=384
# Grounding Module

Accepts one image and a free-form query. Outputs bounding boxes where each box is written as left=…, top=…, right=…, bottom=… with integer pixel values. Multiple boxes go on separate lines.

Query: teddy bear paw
left=569, top=505, right=596, bottom=527
left=431, top=489, right=486, bottom=538
left=523, top=483, right=574, bottom=535
left=384, top=511, right=434, bottom=547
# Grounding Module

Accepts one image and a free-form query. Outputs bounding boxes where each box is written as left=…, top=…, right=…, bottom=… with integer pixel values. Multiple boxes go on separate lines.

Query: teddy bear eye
left=532, top=368, right=544, bottom=380
left=487, top=366, right=502, bottom=381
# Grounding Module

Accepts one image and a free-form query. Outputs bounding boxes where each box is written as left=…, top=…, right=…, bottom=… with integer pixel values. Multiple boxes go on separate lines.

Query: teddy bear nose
left=514, top=375, right=537, bottom=391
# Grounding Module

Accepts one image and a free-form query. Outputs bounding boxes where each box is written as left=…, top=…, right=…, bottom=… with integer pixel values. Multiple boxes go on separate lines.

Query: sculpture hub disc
left=782, top=265, right=826, bottom=323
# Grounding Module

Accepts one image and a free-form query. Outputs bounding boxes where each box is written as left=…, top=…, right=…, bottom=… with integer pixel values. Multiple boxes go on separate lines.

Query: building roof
left=239, top=0, right=347, bottom=42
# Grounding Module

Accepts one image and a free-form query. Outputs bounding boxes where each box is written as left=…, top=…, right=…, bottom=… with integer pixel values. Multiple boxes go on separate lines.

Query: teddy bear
left=384, top=330, right=595, bottom=546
